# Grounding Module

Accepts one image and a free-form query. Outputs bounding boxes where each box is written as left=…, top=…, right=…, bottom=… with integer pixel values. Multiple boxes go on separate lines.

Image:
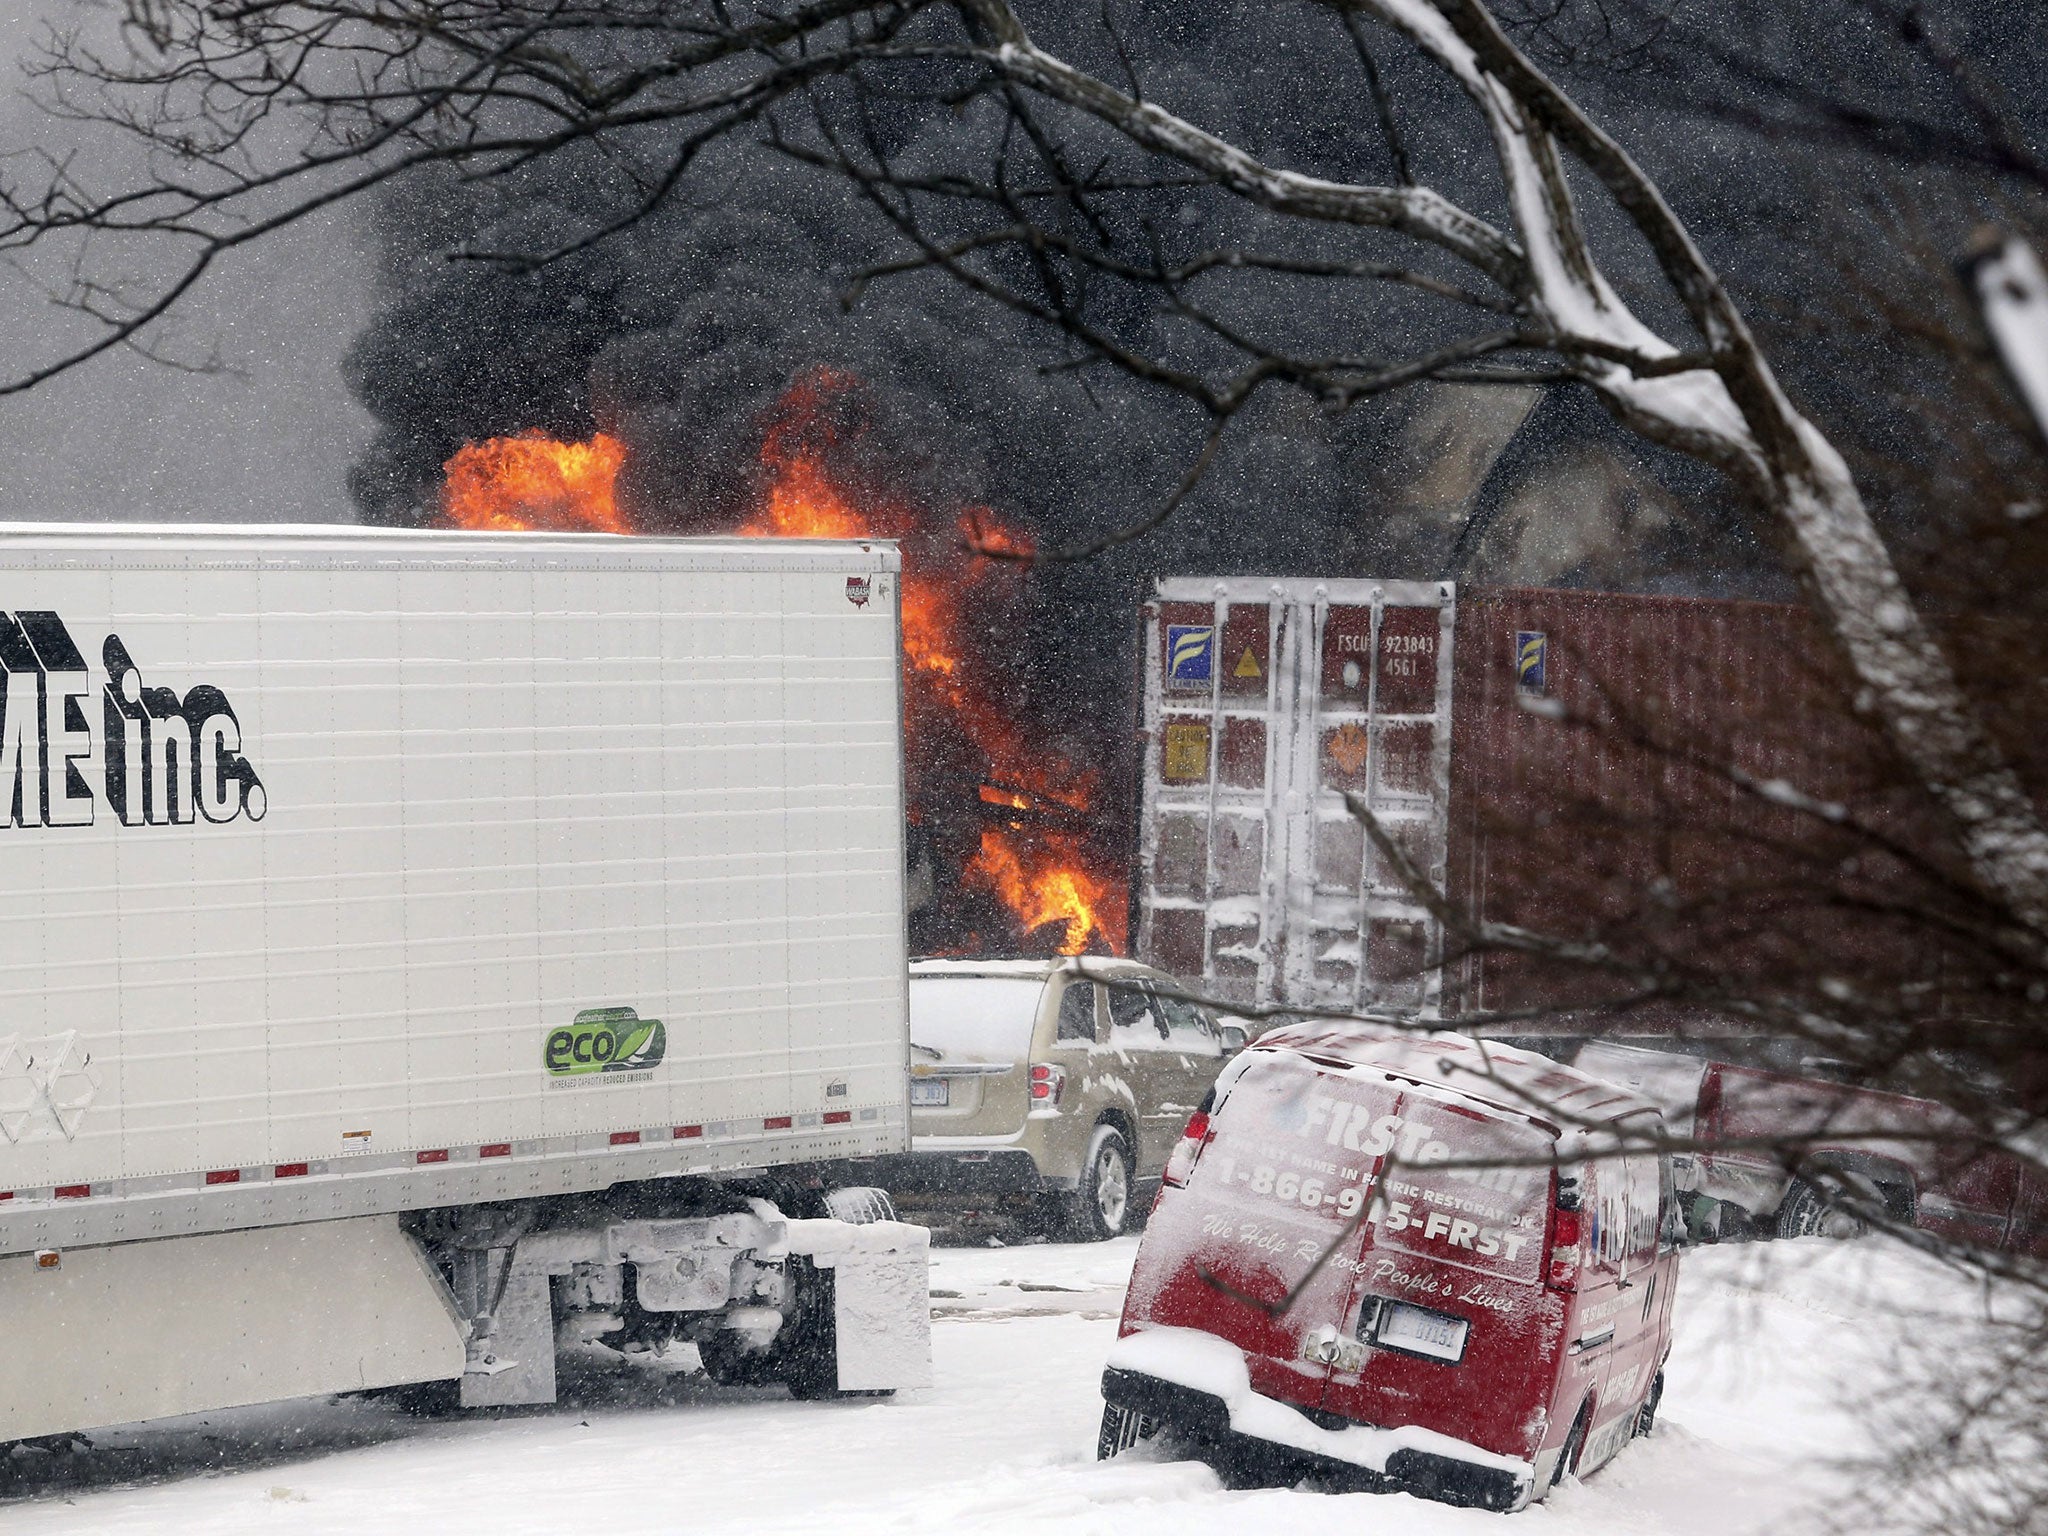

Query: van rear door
left=1314, top=1091, right=1559, bottom=1460
left=1124, top=1047, right=1375, bottom=1413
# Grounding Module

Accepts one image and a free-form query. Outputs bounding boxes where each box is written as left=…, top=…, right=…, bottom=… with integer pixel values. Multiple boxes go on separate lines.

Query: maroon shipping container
left=1135, top=579, right=1893, bottom=1023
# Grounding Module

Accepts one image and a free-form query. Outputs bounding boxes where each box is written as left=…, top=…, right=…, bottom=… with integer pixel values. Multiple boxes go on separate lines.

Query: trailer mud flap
left=787, top=1217, right=934, bottom=1392
left=0, top=1216, right=464, bottom=1443
left=452, top=1252, right=557, bottom=1409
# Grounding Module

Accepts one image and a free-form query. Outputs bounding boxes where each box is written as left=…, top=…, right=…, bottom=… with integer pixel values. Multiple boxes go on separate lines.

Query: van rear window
left=908, top=976, right=1047, bottom=1062
left=1205, top=1053, right=1549, bottom=1283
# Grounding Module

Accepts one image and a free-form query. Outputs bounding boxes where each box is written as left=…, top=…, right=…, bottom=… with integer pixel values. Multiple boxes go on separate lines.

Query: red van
left=1576, top=1040, right=2048, bottom=1256
left=1100, top=1025, right=1680, bottom=1511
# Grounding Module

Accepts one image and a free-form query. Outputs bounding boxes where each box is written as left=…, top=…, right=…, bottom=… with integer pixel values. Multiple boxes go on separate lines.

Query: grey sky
left=0, top=0, right=373, bottom=524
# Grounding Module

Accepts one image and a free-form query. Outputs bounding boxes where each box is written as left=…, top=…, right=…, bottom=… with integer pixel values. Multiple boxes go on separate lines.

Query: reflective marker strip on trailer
left=0, top=1105, right=896, bottom=1259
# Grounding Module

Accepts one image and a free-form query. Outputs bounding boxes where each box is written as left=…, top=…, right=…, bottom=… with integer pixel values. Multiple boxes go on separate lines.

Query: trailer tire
left=823, top=1186, right=898, bottom=1226
left=698, top=1329, right=782, bottom=1389
left=1066, top=1125, right=1135, bottom=1242
left=1775, top=1178, right=1867, bottom=1240
left=774, top=1255, right=895, bottom=1402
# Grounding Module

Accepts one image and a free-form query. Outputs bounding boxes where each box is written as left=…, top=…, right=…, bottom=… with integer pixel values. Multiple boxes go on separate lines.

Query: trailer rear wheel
left=822, top=1186, right=898, bottom=1226
left=698, top=1329, right=781, bottom=1389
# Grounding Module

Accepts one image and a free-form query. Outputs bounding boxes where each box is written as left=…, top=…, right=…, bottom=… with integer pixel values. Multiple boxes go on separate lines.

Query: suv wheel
left=1067, top=1125, right=1135, bottom=1241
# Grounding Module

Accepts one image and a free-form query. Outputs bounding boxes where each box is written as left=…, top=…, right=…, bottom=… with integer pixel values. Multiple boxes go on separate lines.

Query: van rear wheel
left=1097, top=1402, right=1159, bottom=1459
left=1066, top=1125, right=1135, bottom=1242
left=1635, top=1371, right=1664, bottom=1437
left=1549, top=1404, right=1589, bottom=1490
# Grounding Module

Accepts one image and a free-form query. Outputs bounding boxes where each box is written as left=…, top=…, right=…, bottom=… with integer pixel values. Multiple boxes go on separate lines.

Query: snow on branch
left=1968, top=233, right=2048, bottom=446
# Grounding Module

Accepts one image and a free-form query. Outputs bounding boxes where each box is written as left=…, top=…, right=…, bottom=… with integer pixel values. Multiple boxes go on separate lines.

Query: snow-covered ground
left=0, top=1235, right=1977, bottom=1535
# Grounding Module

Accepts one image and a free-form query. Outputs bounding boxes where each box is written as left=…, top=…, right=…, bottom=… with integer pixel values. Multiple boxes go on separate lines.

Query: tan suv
left=877, top=958, right=1243, bottom=1240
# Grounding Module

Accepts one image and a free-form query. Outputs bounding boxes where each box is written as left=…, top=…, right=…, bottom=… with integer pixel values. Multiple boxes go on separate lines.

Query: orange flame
left=439, top=373, right=1125, bottom=957
left=965, top=829, right=1119, bottom=956
left=442, top=430, right=627, bottom=532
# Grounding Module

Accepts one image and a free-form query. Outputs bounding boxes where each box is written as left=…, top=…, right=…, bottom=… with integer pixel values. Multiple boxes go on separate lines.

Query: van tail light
left=1029, top=1063, right=1066, bottom=1107
left=1161, top=1109, right=1213, bottom=1189
left=1546, top=1205, right=1583, bottom=1291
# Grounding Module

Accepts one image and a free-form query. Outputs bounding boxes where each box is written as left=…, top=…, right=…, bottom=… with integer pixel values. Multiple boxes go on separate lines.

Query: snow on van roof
left=1250, top=1021, right=1660, bottom=1138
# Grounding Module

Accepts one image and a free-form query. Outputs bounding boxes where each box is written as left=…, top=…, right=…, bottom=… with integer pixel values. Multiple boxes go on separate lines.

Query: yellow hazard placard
left=1234, top=647, right=1262, bottom=680
left=1162, top=722, right=1211, bottom=782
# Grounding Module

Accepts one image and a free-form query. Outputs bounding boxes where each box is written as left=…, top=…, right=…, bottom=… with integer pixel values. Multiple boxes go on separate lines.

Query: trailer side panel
left=0, top=527, right=909, bottom=1255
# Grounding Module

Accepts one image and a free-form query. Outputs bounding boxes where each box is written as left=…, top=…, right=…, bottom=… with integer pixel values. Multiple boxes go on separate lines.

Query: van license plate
left=1375, top=1302, right=1469, bottom=1363
left=910, top=1080, right=949, bottom=1106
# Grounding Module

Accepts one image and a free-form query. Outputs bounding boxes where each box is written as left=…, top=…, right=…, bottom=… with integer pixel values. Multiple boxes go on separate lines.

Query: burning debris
left=438, top=368, right=1125, bottom=958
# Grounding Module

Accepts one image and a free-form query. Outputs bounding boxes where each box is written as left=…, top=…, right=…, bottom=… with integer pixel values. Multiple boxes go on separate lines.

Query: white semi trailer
left=0, top=524, right=930, bottom=1444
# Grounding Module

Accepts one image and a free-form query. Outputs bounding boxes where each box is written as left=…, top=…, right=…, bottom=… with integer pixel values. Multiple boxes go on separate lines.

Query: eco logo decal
left=0, top=610, right=265, bottom=830
left=544, top=1006, right=666, bottom=1079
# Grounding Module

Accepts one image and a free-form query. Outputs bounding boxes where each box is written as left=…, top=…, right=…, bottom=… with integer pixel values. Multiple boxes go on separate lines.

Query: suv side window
left=1056, top=980, right=1099, bottom=1042
left=1107, top=982, right=1168, bottom=1045
left=1151, top=988, right=1221, bottom=1056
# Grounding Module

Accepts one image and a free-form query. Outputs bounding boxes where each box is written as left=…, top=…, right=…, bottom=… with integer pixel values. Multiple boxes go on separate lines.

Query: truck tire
left=1775, top=1178, right=1867, bottom=1240
left=1066, top=1125, right=1135, bottom=1242
left=698, top=1329, right=782, bottom=1388
left=774, top=1255, right=897, bottom=1402
left=823, top=1186, right=898, bottom=1226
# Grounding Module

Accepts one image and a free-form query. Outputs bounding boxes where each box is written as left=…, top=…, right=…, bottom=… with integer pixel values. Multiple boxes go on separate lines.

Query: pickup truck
left=1573, top=1041, right=2047, bottom=1255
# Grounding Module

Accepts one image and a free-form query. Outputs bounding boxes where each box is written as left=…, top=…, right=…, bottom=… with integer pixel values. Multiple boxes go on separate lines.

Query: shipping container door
left=1292, top=586, right=1455, bottom=1013
left=1138, top=587, right=1284, bottom=1008
left=1139, top=580, right=1454, bottom=1016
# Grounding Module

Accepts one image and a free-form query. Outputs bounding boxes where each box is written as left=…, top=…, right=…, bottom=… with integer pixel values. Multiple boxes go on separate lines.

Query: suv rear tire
left=1066, top=1125, right=1135, bottom=1242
